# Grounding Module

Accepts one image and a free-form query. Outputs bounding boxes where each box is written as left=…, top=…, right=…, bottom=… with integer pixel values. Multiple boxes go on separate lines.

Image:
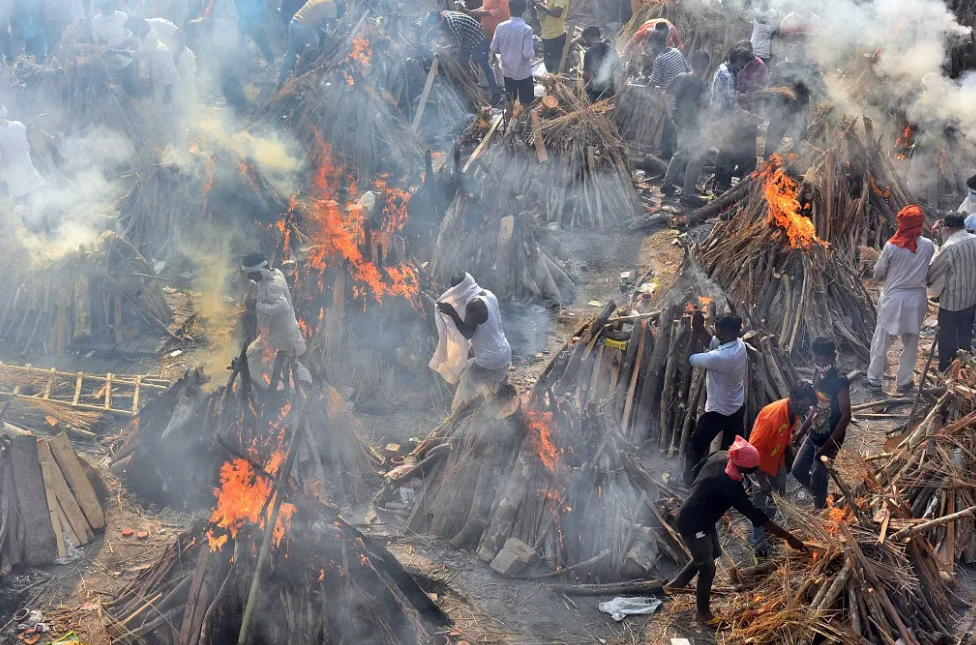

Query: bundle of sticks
left=0, top=231, right=172, bottom=357
left=0, top=432, right=106, bottom=570
left=429, top=168, right=578, bottom=306
left=722, top=499, right=960, bottom=645
left=383, top=392, right=686, bottom=581
left=103, top=495, right=451, bottom=644
left=612, top=83, right=667, bottom=159
left=116, top=145, right=287, bottom=263
left=618, top=0, right=750, bottom=78
left=695, top=154, right=877, bottom=359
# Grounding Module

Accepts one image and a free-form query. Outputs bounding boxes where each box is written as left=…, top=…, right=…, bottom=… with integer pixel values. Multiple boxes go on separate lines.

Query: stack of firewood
left=0, top=433, right=105, bottom=569
left=0, top=231, right=172, bottom=357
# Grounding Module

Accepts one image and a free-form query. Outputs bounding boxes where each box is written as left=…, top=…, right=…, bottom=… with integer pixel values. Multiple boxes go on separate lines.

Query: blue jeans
left=751, top=465, right=786, bottom=547
left=459, top=38, right=499, bottom=102
left=791, top=435, right=829, bottom=509
left=277, top=20, right=320, bottom=87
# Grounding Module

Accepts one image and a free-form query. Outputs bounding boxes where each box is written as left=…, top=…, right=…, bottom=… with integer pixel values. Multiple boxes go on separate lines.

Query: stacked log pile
left=722, top=500, right=960, bottom=645
left=429, top=166, right=578, bottom=306
left=383, top=393, right=687, bottom=582
left=612, top=83, right=667, bottom=160
left=695, top=151, right=879, bottom=359
left=0, top=232, right=172, bottom=357
left=111, top=363, right=381, bottom=511
left=0, top=432, right=106, bottom=569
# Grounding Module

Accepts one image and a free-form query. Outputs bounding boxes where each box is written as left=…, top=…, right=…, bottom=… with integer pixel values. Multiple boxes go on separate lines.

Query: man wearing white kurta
left=867, top=206, right=934, bottom=393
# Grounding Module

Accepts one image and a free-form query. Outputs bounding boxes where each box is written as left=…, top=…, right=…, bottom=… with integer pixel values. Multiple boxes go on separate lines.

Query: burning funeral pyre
left=105, top=384, right=450, bottom=645
left=0, top=231, right=174, bottom=358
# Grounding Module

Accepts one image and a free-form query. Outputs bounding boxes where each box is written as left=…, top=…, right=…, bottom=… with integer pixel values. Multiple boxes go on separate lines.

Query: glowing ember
left=524, top=406, right=559, bottom=473
left=759, top=155, right=822, bottom=250
left=206, top=457, right=296, bottom=551
left=349, top=35, right=372, bottom=68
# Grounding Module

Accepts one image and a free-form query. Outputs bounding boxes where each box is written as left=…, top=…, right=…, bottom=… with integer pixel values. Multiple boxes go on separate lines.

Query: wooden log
left=760, top=336, right=791, bottom=398
left=47, top=432, right=105, bottom=531
left=0, top=454, right=20, bottom=570
left=41, top=440, right=94, bottom=544
left=10, top=435, right=59, bottom=564
left=477, top=449, right=532, bottom=562
left=58, top=504, right=81, bottom=547
left=686, top=178, right=753, bottom=226
left=410, top=57, right=439, bottom=133
left=545, top=578, right=665, bottom=596
left=180, top=547, right=212, bottom=645
left=37, top=444, right=67, bottom=559
left=677, top=368, right=706, bottom=458
left=890, top=505, right=976, bottom=542
left=659, top=318, right=685, bottom=451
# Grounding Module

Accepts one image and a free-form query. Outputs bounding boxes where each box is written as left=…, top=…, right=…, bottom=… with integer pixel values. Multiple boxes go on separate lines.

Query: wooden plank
left=57, top=503, right=81, bottom=547
left=114, top=290, right=123, bottom=343
left=71, top=372, right=83, bottom=405
left=43, top=442, right=93, bottom=544
left=47, top=433, right=105, bottom=531
left=42, top=367, right=56, bottom=400
left=104, top=373, right=113, bottom=411
left=410, top=57, right=439, bottom=133
left=10, top=436, right=59, bottom=564
left=132, top=375, right=142, bottom=413
left=531, top=108, right=549, bottom=162
left=37, top=442, right=67, bottom=559
left=0, top=392, right=135, bottom=417
left=463, top=114, right=503, bottom=172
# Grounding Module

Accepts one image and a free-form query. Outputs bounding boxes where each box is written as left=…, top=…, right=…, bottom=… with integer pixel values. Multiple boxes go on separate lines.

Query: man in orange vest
left=747, top=381, right=816, bottom=554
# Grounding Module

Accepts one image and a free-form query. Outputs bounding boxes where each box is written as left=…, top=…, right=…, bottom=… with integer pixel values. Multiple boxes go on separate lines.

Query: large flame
left=206, top=455, right=296, bottom=551
left=524, top=406, right=559, bottom=473
left=759, top=155, right=823, bottom=250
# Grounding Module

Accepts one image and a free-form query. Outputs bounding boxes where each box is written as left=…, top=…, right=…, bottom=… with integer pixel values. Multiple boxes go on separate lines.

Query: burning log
left=0, top=231, right=173, bottom=358
left=695, top=152, right=878, bottom=359
left=0, top=431, right=106, bottom=570
left=111, top=364, right=382, bottom=511
left=460, top=78, right=642, bottom=230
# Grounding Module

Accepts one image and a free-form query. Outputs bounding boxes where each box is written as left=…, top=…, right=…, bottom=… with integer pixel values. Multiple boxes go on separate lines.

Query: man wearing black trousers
left=682, top=312, right=748, bottom=486
left=928, top=213, right=976, bottom=371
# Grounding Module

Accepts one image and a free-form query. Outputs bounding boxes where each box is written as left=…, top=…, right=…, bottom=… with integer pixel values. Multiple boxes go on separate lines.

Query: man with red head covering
left=666, top=436, right=806, bottom=626
left=867, top=205, right=934, bottom=392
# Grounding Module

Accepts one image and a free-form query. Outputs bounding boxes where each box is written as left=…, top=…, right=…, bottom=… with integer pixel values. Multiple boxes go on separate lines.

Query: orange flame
left=524, top=406, right=559, bottom=473
left=759, top=155, right=823, bottom=250
left=206, top=457, right=296, bottom=551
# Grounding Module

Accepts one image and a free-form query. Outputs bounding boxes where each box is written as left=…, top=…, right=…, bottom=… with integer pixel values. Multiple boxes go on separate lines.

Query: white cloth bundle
left=429, top=273, right=481, bottom=385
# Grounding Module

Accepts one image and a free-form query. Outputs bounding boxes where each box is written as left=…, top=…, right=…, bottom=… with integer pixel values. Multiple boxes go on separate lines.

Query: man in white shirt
left=750, top=0, right=776, bottom=63
left=142, top=17, right=198, bottom=108
left=682, top=312, right=748, bottom=485
left=91, top=0, right=129, bottom=46
left=927, top=213, right=976, bottom=371
left=867, top=206, right=935, bottom=392
left=0, top=104, right=45, bottom=200
left=489, top=0, right=533, bottom=106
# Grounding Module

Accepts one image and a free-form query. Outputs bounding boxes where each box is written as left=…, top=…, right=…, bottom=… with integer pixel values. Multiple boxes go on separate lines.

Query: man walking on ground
left=710, top=46, right=757, bottom=192
left=867, top=205, right=935, bottom=392
left=682, top=312, right=748, bottom=486
left=666, top=436, right=806, bottom=626
left=581, top=26, right=618, bottom=102
left=534, top=0, right=567, bottom=73
left=662, top=50, right=710, bottom=207
left=792, top=336, right=850, bottom=510
left=490, top=0, right=534, bottom=106
left=427, top=10, right=500, bottom=105
left=747, top=382, right=816, bottom=555
left=647, top=29, right=687, bottom=160
left=927, top=213, right=976, bottom=372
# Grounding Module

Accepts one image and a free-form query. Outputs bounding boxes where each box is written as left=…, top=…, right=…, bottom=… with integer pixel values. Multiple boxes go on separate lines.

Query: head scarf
left=241, top=258, right=273, bottom=282
left=725, top=435, right=760, bottom=482
left=888, top=205, right=925, bottom=253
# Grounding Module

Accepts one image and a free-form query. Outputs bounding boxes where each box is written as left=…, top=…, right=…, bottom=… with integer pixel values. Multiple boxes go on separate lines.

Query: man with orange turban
left=665, top=436, right=806, bottom=626
left=867, top=205, right=934, bottom=392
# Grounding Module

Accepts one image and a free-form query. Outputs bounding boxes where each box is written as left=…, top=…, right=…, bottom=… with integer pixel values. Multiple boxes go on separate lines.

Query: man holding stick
left=665, top=436, right=806, bottom=626
left=682, top=312, right=747, bottom=486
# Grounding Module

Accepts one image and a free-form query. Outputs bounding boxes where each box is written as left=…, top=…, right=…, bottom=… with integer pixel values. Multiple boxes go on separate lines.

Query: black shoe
left=661, top=183, right=678, bottom=196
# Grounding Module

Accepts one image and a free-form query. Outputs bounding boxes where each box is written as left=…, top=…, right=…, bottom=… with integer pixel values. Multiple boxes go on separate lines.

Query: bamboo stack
left=0, top=231, right=172, bottom=357
left=103, top=496, right=451, bottom=645
left=612, top=83, right=668, bottom=159
left=0, top=432, right=106, bottom=570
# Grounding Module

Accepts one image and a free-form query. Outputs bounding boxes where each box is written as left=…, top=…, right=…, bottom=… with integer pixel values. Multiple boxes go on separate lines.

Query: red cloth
left=889, top=205, right=925, bottom=253
left=724, top=436, right=760, bottom=481
left=630, top=18, right=682, bottom=50
left=748, top=399, right=797, bottom=476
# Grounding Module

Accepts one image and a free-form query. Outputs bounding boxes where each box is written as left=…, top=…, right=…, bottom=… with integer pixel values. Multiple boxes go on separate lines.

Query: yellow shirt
left=539, top=0, right=568, bottom=40
left=293, top=0, right=337, bottom=26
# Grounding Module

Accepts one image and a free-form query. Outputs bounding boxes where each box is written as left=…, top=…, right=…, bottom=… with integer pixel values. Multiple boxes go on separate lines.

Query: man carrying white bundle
left=430, top=273, right=512, bottom=411
left=242, top=252, right=312, bottom=389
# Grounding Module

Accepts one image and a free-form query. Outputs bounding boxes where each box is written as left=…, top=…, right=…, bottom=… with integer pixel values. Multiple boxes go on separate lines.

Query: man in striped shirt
left=428, top=10, right=500, bottom=104
left=648, top=30, right=687, bottom=160
left=927, top=214, right=976, bottom=371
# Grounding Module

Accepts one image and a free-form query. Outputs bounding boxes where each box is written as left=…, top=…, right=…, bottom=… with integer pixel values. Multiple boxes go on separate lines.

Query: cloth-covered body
left=246, top=267, right=311, bottom=385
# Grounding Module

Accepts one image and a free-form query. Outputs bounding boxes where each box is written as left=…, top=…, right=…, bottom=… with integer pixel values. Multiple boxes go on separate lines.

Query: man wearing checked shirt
left=427, top=10, right=500, bottom=105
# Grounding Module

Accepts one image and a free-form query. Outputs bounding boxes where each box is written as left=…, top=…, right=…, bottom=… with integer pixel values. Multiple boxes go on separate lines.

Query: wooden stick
left=462, top=114, right=503, bottom=172
left=890, top=505, right=976, bottom=542
left=410, top=57, right=439, bottom=133
left=907, top=335, right=938, bottom=430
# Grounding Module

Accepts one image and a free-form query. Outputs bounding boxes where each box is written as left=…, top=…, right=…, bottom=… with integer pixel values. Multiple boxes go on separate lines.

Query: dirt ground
left=3, top=212, right=974, bottom=645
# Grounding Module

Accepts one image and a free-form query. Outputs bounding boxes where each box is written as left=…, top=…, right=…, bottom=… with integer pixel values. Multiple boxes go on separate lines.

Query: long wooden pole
left=410, top=58, right=439, bottom=133
left=890, top=505, right=976, bottom=542
left=236, top=400, right=310, bottom=645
